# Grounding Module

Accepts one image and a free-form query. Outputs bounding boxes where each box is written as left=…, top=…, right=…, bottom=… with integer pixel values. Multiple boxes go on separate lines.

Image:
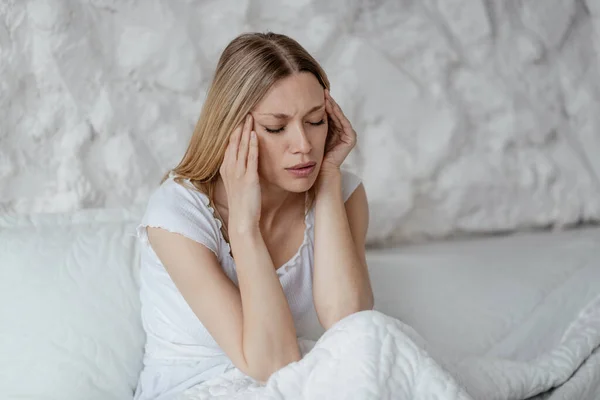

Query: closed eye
left=265, top=126, right=285, bottom=133
left=264, top=119, right=326, bottom=134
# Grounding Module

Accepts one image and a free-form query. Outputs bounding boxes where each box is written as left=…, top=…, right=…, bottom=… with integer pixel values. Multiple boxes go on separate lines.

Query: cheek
left=257, top=141, right=268, bottom=168
left=256, top=138, right=278, bottom=172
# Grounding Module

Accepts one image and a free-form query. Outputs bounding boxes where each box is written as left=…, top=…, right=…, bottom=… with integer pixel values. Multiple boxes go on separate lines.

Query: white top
left=134, top=170, right=363, bottom=400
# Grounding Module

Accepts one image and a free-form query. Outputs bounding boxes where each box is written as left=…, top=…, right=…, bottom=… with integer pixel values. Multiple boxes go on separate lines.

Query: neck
left=259, top=179, right=304, bottom=227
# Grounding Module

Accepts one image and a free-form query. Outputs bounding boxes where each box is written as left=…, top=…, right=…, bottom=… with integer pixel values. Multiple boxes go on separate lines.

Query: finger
left=326, top=92, right=343, bottom=117
left=247, top=130, right=259, bottom=175
left=335, top=110, right=353, bottom=139
left=325, top=95, right=334, bottom=114
left=222, top=124, right=240, bottom=168
left=328, top=95, right=348, bottom=123
left=325, top=97, right=338, bottom=124
left=223, top=124, right=242, bottom=173
left=328, top=97, right=355, bottom=138
left=237, top=130, right=250, bottom=173
left=326, top=98, right=344, bottom=132
left=229, top=122, right=244, bottom=159
left=324, top=92, right=344, bottom=140
left=236, top=115, right=253, bottom=171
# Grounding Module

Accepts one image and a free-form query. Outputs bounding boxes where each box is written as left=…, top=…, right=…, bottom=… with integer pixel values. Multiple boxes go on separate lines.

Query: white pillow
left=0, top=206, right=145, bottom=400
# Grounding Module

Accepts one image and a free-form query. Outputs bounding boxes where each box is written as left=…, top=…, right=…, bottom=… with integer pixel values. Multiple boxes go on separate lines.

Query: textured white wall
left=1, top=0, right=600, bottom=244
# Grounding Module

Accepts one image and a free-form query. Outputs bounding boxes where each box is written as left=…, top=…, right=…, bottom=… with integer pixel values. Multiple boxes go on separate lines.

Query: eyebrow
left=256, top=104, right=325, bottom=119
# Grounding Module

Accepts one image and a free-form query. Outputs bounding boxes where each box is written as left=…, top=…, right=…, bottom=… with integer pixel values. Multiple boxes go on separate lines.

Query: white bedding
left=2, top=206, right=597, bottom=399
left=180, top=311, right=474, bottom=400
left=180, top=227, right=600, bottom=399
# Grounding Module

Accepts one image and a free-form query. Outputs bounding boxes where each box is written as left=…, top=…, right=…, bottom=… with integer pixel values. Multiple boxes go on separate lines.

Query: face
left=251, top=72, right=328, bottom=193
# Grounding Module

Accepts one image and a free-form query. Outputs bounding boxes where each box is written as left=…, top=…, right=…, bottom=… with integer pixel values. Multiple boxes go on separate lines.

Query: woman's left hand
left=321, top=90, right=357, bottom=176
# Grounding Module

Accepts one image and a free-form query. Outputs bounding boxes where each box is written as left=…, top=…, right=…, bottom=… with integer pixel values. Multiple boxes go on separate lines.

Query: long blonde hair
left=163, top=32, right=332, bottom=239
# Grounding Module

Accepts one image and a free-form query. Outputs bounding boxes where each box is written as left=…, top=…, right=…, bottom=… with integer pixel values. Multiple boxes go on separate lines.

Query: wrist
left=229, top=219, right=261, bottom=238
left=231, top=224, right=260, bottom=237
left=315, top=169, right=342, bottom=197
left=317, top=166, right=341, bottom=182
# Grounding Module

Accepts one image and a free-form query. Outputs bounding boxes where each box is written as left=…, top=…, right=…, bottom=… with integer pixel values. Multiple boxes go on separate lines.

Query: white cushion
left=0, top=206, right=145, bottom=400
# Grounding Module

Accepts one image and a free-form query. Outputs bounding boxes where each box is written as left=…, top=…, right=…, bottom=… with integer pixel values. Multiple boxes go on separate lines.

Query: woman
left=134, top=32, right=374, bottom=400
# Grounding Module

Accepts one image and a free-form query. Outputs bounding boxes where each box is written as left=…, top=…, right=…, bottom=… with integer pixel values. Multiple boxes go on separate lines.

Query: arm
left=230, top=225, right=301, bottom=379
left=312, top=170, right=374, bottom=330
left=146, top=115, right=300, bottom=383
left=147, top=226, right=300, bottom=383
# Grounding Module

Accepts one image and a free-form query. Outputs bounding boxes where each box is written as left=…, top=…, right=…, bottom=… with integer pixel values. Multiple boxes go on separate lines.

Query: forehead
left=254, top=72, right=324, bottom=113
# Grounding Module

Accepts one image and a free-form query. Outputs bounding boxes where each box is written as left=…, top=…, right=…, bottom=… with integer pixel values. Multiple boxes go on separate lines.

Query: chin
left=281, top=179, right=315, bottom=193
left=277, top=173, right=318, bottom=193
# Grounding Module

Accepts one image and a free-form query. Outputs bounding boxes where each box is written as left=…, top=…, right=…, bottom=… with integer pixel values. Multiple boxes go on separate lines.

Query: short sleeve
left=136, top=178, right=221, bottom=257
left=341, top=169, right=362, bottom=202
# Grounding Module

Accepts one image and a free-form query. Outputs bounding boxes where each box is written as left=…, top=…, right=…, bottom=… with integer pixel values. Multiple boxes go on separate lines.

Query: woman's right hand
left=219, top=114, right=262, bottom=233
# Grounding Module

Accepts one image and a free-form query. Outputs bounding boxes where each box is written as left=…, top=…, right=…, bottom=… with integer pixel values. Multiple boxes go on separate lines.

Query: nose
left=290, top=125, right=312, bottom=154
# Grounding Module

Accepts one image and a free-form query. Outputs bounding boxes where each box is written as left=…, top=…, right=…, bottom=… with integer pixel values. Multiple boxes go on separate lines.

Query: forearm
left=229, top=227, right=300, bottom=381
left=313, top=171, right=374, bottom=329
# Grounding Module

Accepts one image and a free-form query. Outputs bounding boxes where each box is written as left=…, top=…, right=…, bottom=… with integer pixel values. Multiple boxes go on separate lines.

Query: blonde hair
left=163, top=32, right=332, bottom=240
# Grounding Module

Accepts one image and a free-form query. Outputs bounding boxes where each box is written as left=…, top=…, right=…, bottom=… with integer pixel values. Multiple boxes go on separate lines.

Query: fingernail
left=251, top=131, right=256, bottom=139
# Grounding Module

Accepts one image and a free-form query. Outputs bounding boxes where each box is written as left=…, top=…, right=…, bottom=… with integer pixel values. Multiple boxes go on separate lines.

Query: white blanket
left=180, top=295, right=600, bottom=400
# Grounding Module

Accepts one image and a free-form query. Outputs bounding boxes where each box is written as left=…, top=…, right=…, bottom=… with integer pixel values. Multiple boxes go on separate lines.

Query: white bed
left=1, top=207, right=599, bottom=399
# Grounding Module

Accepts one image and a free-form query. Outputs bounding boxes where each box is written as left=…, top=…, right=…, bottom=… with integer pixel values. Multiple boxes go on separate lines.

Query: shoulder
left=147, top=177, right=214, bottom=221
left=138, top=177, right=222, bottom=256
left=341, top=169, right=363, bottom=203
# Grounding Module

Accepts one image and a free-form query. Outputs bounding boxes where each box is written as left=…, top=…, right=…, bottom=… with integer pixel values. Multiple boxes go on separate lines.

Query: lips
left=286, top=162, right=316, bottom=178
left=287, top=161, right=316, bottom=170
